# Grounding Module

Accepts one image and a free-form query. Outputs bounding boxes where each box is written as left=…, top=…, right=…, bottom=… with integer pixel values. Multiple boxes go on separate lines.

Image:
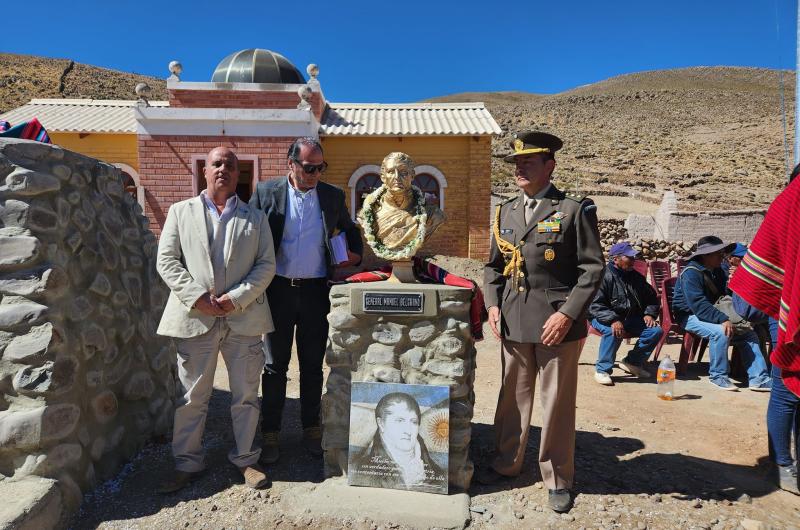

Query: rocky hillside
left=430, top=67, right=796, bottom=211
left=0, top=53, right=167, bottom=114
left=1, top=54, right=794, bottom=211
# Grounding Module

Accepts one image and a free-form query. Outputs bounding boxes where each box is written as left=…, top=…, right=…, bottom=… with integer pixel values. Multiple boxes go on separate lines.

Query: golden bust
left=358, top=152, right=446, bottom=261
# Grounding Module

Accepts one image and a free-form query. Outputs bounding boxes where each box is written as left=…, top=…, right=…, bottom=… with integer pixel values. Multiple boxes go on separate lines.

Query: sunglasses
left=292, top=158, right=328, bottom=174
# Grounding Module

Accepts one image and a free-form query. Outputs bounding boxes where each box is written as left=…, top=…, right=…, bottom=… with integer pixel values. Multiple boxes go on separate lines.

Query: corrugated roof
left=321, top=103, right=501, bottom=136
left=0, top=99, right=169, bottom=134
left=0, top=99, right=501, bottom=136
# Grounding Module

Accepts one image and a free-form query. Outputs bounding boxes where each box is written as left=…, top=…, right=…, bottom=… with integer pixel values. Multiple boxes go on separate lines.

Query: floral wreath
left=361, top=184, right=428, bottom=261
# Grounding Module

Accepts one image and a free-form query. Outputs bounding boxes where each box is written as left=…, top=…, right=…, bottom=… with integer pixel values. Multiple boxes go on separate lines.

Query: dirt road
left=72, top=331, right=799, bottom=529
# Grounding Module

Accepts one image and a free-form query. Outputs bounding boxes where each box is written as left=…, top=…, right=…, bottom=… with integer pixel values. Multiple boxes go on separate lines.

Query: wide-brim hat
left=503, top=131, right=563, bottom=163
left=686, top=235, right=736, bottom=261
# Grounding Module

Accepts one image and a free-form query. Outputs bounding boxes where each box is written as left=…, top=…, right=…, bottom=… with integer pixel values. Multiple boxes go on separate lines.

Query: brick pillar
left=467, top=136, right=491, bottom=261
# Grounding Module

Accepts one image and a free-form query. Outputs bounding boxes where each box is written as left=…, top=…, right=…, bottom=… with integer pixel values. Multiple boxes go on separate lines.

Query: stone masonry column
left=321, top=283, right=476, bottom=490
left=0, top=138, right=173, bottom=525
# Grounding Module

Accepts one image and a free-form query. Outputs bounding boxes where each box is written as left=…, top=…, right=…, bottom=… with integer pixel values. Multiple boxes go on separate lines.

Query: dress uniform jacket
left=484, top=184, right=605, bottom=343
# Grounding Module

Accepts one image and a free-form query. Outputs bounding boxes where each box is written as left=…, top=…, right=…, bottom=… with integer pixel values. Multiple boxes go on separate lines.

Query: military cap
left=503, top=131, right=564, bottom=163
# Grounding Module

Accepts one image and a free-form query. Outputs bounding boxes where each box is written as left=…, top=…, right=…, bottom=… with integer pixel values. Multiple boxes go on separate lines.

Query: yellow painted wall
left=321, top=136, right=489, bottom=259
left=45, top=131, right=492, bottom=259
left=51, top=133, right=140, bottom=174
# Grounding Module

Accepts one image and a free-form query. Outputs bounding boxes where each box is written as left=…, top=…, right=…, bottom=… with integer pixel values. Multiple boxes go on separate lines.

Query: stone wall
left=626, top=191, right=766, bottom=243
left=321, top=283, right=476, bottom=490
left=0, top=138, right=174, bottom=525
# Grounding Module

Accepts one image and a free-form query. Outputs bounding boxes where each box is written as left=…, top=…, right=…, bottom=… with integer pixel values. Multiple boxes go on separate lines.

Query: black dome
left=211, top=49, right=305, bottom=84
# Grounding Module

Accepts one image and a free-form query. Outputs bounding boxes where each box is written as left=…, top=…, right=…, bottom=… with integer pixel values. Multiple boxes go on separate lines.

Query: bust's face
left=381, top=157, right=413, bottom=195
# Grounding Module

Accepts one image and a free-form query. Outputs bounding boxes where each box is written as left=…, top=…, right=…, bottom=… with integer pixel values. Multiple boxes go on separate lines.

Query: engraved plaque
left=363, top=292, right=424, bottom=314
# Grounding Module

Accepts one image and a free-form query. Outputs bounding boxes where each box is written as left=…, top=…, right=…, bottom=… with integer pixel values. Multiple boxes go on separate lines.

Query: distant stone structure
left=321, top=283, right=476, bottom=490
left=625, top=191, right=766, bottom=243
left=0, top=139, right=173, bottom=527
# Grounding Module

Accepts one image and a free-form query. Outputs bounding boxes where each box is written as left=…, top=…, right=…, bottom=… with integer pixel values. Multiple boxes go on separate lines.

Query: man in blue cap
left=723, top=242, right=747, bottom=279
left=588, top=242, right=662, bottom=385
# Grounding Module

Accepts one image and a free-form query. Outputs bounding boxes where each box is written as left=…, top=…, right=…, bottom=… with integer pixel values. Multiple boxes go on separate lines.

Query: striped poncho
left=729, top=178, right=800, bottom=397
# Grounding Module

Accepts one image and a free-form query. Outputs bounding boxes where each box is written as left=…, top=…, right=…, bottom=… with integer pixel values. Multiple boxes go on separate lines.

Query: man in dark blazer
left=249, top=137, right=363, bottom=463
left=479, top=131, right=604, bottom=513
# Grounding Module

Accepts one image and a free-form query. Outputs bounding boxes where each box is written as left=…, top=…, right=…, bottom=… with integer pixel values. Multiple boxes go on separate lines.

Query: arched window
left=348, top=163, right=449, bottom=219
left=355, top=173, right=381, bottom=213
left=413, top=173, right=440, bottom=208
left=413, top=164, right=448, bottom=211
left=121, top=172, right=138, bottom=198
left=348, top=164, right=382, bottom=218
left=112, top=163, right=144, bottom=208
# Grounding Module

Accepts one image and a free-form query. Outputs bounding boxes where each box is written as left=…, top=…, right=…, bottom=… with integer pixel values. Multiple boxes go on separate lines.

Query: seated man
left=672, top=235, right=771, bottom=392
left=589, top=242, right=662, bottom=385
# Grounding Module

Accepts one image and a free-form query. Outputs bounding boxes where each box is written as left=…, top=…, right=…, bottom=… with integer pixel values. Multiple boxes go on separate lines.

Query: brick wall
left=667, top=210, right=765, bottom=243
left=137, top=133, right=495, bottom=260
left=137, top=135, right=294, bottom=234
left=467, top=136, right=491, bottom=261
left=626, top=190, right=766, bottom=243
left=168, top=90, right=325, bottom=120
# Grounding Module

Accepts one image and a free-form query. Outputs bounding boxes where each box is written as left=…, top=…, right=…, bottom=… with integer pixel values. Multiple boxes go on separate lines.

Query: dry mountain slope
left=430, top=66, right=796, bottom=210
left=0, top=53, right=167, bottom=114
left=0, top=55, right=793, bottom=211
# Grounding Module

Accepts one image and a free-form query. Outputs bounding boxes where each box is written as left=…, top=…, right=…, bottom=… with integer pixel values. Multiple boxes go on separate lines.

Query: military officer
left=479, top=131, right=605, bottom=513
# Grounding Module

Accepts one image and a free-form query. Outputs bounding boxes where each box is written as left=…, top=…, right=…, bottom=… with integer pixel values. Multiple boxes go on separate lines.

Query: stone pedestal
left=321, top=282, right=476, bottom=490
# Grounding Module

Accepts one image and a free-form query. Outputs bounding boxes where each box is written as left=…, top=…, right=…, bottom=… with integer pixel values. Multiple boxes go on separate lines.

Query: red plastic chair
left=647, top=260, right=671, bottom=297
left=652, top=277, right=701, bottom=374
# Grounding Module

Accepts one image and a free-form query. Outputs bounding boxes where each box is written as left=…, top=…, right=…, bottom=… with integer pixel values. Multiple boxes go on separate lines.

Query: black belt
left=275, top=275, right=327, bottom=287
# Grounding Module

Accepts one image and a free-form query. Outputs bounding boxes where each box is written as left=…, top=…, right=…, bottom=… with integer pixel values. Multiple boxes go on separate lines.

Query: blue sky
left=3, top=0, right=797, bottom=102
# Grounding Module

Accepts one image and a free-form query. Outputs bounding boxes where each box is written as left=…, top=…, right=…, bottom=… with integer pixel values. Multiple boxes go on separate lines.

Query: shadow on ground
left=468, top=421, right=776, bottom=500
left=73, top=388, right=778, bottom=528
left=71, top=390, right=322, bottom=529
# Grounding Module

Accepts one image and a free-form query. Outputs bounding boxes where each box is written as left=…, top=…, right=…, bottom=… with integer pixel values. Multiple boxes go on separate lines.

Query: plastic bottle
left=657, top=356, right=676, bottom=400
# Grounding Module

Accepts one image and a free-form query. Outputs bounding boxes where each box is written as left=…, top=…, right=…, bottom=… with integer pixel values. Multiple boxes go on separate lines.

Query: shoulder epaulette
left=564, top=191, right=587, bottom=202
left=495, top=196, right=516, bottom=210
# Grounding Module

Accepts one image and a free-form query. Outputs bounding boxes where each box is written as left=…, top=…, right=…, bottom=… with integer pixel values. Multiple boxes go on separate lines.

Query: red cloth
left=341, top=259, right=488, bottom=340
left=729, top=178, right=800, bottom=397
left=341, top=267, right=391, bottom=283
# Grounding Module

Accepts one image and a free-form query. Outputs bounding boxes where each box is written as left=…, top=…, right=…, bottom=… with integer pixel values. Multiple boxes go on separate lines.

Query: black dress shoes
left=548, top=488, right=573, bottom=512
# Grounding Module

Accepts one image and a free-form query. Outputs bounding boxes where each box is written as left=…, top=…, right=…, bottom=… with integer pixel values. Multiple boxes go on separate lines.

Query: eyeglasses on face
left=292, top=158, right=328, bottom=174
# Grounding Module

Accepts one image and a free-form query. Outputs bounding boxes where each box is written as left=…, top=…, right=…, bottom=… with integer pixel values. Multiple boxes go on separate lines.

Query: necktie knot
left=524, top=198, right=536, bottom=224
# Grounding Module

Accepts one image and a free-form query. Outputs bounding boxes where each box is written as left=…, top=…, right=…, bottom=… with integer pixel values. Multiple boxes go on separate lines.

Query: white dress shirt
left=275, top=181, right=327, bottom=278
left=201, top=191, right=239, bottom=304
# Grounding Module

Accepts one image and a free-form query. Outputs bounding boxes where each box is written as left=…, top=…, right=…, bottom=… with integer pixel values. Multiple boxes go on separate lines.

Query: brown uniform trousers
left=484, top=184, right=604, bottom=489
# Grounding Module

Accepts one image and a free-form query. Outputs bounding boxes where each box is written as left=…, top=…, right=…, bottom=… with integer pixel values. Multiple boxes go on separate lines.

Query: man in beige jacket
left=156, top=147, right=275, bottom=492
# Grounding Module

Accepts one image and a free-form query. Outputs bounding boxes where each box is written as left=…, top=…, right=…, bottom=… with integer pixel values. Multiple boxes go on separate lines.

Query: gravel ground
left=71, top=329, right=800, bottom=530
